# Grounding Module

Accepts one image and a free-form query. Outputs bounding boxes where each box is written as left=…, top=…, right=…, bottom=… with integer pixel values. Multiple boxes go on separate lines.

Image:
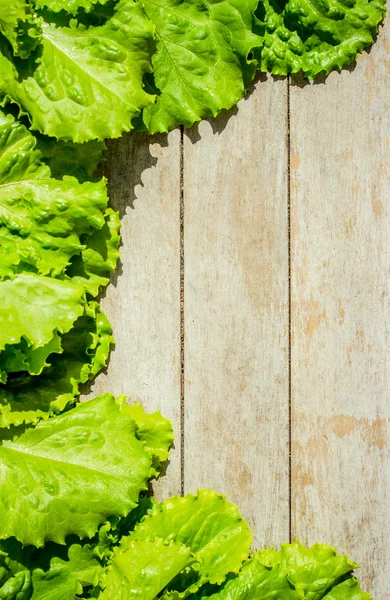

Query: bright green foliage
left=128, top=489, right=252, bottom=594
left=0, top=538, right=102, bottom=599
left=95, top=394, right=175, bottom=473
left=0, top=0, right=386, bottom=139
left=34, top=135, right=106, bottom=182
left=0, top=538, right=33, bottom=599
left=0, top=394, right=155, bottom=546
left=139, top=0, right=262, bottom=133
left=101, top=538, right=195, bottom=600
left=255, top=0, right=387, bottom=78
left=323, top=577, right=373, bottom=599
left=0, top=301, right=113, bottom=430
left=67, top=207, right=121, bottom=297
left=195, top=541, right=362, bottom=600
left=0, top=274, right=86, bottom=382
left=0, top=170, right=108, bottom=282
left=0, top=110, right=120, bottom=293
left=0, top=2, right=155, bottom=142
left=0, top=0, right=41, bottom=59
left=266, top=540, right=359, bottom=599
left=0, top=109, right=47, bottom=185
left=89, top=497, right=157, bottom=564
left=30, top=543, right=103, bottom=599
left=123, top=401, right=175, bottom=465
left=33, top=0, right=110, bottom=15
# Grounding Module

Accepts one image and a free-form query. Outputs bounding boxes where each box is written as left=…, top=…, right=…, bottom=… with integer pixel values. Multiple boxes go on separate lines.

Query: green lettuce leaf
left=82, top=394, right=174, bottom=474
left=0, top=301, right=113, bottom=430
left=32, top=0, right=110, bottom=16
left=255, top=0, right=387, bottom=78
left=100, top=538, right=195, bottom=600
left=265, top=541, right=359, bottom=599
left=88, top=497, right=155, bottom=563
left=0, top=108, right=48, bottom=184
left=128, top=489, right=252, bottom=595
left=0, top=274, right=85, bottom=351
left=0, top=0, right=41, bottom=59
left=322, top=577, right=372, bottom=599
left=0, top=179, right=111, bottom=283
left=139, top=0, right=262, bottom=133
left=114, top=496, right=157, bottom=541
left=67, top=207, right=121, bottom=297
left=0, top=537, right=102, bottom=600
left=196, top=541, right=361, bottom=600
left=30, top=543, right=103, bottom=599
left=0, top=538, right=32, bottom=599
left=0, top=110, right=120, bottom=293
left=0, top=394, right=156, bottom=546
left=123, top=401, right=175, bottom=465
left=34, top=134, right=106, bottom=182
left=0, top=335, right=62, bottom=381
left=87, top=400, right=174, bottom=561
left=0, top=2, right=155, bottom=142
left=0, top=274, right=86, bottom=382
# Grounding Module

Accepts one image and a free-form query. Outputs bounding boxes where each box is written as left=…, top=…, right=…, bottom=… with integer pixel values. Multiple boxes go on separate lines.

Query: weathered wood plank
left=290, top=17, right=390, bottom=597
left=183, top=80, right=290, bottom=548
left=89, top=130, right=182, bottom=500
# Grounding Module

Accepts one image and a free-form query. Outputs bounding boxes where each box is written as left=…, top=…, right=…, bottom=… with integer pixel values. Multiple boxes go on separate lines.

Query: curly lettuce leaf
left=0, top=0, right=41, bottom=59
left=67, top=208, right=121, bottom=297
left=0, top=176, right=112, bottom=283
left=0, top=301, right=113, bottom=430
left=87, top=403, right=174, bottom=560
left=0, top=538, right=32, bottom=599
left=266, top=541, right=359, bottom=598
left=0, top=2, right=155, bottom=142
left=123, top=401, right=175, bottom=465
left=0, top=570, right=31, bottom=598
left=100, top=538, right=195, bottom=600
left=0, top=538, right=102, bottom=600
left=139, top=0, right=262, bottom=133
left=83, top=394, right=174, bottom=474
left=32, top=0, right=110, bottom=16
left=255, top=0, right=387, bottom=78
left=197, top=541, right=361, bottom=600
left=0, top=335, right=62, bottom=382
left=0, top=274, right=85, bottom=351
left=30, top=543, right=103, bottom=599
left=0, top=274, right=86, bottom=383
left=0, top=394, right=156, bottom=546
left=0, top=109, right=48, bottom=184
left=0, top=110, right=121, bottom=294
left=34, top=134, right=106, bottom=182
left=322, top=577, right=372, bottom=599
left=128, top=489, right=252, bottom=595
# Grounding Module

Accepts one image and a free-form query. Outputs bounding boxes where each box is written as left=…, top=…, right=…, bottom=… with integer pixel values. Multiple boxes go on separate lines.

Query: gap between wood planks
left=180, top=125, right=185, bottom=497
left=287, top=75, right=292, bottom=544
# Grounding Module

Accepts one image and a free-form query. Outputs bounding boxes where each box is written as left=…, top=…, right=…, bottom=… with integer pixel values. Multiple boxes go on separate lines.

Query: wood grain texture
left=182, top=79, right=290, bottom=549
left=88, top=130, right=182, bottom=500
left=290, top=16, right=390, bottom=597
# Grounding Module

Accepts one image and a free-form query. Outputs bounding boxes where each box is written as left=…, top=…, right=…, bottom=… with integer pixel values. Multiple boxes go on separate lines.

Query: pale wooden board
left=182, top=79, right=290, bottom=549
left=88, top=130, right=182, bottom=500
left=290, top=16, right=390, bottom=598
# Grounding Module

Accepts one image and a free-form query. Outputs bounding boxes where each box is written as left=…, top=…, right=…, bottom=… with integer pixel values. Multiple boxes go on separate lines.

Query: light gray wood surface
left=290, top=16, right=390, bottom=597
left=90, top=18, right=389, bottom=597
left=182, top=80, right=290, bottom=549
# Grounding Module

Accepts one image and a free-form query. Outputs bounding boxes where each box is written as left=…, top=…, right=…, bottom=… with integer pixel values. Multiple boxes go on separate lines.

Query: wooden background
left=89, top=15, right=390, bottom=598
